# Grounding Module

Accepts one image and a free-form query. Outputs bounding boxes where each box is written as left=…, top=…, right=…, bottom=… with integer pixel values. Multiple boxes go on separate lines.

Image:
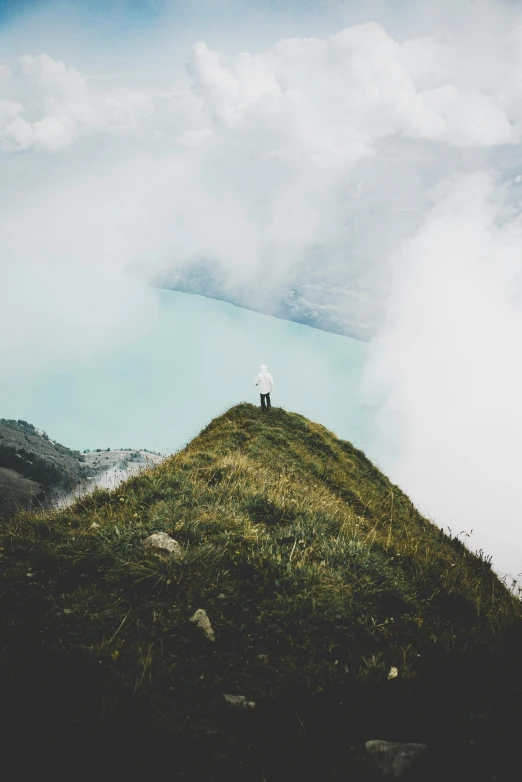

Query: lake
left=3, top=288, right=376, bottom=458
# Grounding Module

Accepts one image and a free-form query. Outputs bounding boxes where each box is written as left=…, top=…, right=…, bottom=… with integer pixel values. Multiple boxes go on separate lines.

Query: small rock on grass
left=189, top=608, right=215, bottom=641
left=222, top=694, right=255, bottom=709
left=142, top=532, right=183, bottom=558
left=365, top=740, right=427, bottom=778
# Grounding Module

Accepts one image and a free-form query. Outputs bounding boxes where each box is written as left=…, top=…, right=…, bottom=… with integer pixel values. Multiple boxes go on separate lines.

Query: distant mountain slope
left=0, top=419, right=88, bottom=516
left=1, top=404, right=521, bottom=780
left=156, top=262, right=379, bottom=341
left=0, top=419, right=164, bottom=518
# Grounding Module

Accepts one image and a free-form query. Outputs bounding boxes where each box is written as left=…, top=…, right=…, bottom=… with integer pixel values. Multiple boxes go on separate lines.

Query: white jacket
left=255, top=364, right=274, bottom=395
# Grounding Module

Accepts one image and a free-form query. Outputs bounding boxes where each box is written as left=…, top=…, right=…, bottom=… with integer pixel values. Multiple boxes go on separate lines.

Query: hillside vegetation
left=0, top=419, right=165, bottom=517
left=0, top=419, right=88, bottom=516
left=1, top=404, right=521, bottom=780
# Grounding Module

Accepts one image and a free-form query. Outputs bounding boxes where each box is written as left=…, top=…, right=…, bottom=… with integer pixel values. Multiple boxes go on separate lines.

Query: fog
left=1, top=0, right=522, bottom=578
left=365, top=172, right=522, bottom=581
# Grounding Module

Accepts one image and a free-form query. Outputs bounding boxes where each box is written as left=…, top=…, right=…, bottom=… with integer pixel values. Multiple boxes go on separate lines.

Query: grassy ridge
left=1, top=403, right=521, bottom=780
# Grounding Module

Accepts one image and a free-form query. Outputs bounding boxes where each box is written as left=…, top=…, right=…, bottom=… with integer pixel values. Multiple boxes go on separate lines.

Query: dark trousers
left=260, top=393, right=271, bottom=412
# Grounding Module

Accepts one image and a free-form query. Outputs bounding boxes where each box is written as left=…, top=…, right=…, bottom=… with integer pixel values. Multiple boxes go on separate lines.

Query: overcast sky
left=2, top=0, right=522, bottom=581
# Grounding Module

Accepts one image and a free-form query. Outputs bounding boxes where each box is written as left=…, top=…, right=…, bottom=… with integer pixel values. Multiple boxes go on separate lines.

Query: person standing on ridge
left=255, top=364, right=274, bottom=412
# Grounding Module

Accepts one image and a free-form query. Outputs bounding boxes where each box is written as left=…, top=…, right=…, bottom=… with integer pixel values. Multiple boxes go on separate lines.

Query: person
left=254, top=364, right=274, bottom=412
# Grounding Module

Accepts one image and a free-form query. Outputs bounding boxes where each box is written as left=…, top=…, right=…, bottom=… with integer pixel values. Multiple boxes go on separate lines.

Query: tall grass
left=0, top=403, right=521, bottom=780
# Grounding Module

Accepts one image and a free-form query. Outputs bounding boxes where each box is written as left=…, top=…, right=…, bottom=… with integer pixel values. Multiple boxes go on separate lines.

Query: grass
left=1, top=403, right=521, bottom=780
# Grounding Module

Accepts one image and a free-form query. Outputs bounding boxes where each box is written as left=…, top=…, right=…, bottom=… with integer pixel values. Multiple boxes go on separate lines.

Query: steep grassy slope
left=1, top=404, right=521, bottom=780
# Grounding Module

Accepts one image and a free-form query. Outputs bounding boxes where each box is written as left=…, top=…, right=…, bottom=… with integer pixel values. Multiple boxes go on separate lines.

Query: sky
left=2, top=0, right=522, bottom=581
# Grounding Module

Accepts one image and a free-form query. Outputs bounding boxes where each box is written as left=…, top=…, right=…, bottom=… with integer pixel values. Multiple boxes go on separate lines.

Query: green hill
left=1, top=404, right=521, bottom=780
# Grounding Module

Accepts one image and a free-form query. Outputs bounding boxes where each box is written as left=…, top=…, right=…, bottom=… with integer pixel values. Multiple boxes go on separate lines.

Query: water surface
left=3, top=289, right=375, bottom=457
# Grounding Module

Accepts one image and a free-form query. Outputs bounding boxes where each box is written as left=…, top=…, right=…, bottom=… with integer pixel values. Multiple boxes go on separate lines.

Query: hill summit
left=1, top=404, right=521, bottom=780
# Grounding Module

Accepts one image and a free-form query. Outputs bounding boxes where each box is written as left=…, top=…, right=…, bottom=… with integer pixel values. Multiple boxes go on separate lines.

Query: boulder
left=142, top=532, right=182, bottom=558
left=365, top=740, right=427, bottom=778
left=222, top=694, right=255, bottom=709
left=189, top=608, right=215, bottom=641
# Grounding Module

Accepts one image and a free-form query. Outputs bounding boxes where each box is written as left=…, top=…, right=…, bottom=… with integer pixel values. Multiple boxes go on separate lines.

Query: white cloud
left=2, top=17, right=520, bottom=153
left=189, top=19, right=521, bottom=151
left=0, top=52, right=158, bottom=151
left=365, top=173, right=522, bottom=579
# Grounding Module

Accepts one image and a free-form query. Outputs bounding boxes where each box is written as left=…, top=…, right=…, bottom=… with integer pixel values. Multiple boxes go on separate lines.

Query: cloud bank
left=2, top=0, right=522, bottom=575
left=366, top=172, right=522, bottom=580
left=2, top=12, right=521, bottom=152
left=3, top=10, right=522, bottom=337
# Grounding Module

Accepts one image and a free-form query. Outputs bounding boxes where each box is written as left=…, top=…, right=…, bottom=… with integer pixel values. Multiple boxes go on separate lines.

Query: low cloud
left=366, top=173, right=522, bottom=579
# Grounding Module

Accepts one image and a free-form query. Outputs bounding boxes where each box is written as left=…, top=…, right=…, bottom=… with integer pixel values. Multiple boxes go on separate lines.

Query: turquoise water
left=2, top=289, right=375, bottom=457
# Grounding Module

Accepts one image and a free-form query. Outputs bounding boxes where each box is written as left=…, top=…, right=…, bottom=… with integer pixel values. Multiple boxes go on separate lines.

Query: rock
left=365, top=740, right=427, bottom=778
left=222, top=694, right=255, bottom=709
left=142, top=532, right=182, bottom=558
left=189, top=608, right=215, bottom=641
